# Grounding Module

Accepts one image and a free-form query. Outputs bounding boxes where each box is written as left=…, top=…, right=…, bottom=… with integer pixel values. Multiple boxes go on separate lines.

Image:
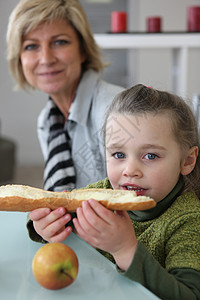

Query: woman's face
left=20, top=19, right=86, bottom=97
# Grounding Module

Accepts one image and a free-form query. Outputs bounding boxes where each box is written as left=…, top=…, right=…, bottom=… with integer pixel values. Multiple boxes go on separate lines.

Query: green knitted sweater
left=85, top=177, right=200, bottom=299
left=86, top=177, right=200, bottom=271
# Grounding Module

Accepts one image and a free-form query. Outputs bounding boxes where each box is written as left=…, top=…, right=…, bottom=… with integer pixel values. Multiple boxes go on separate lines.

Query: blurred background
left=0, top=0, right=200, bottom=187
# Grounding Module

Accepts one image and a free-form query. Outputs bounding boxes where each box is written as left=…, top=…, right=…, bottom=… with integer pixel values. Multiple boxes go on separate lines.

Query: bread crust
left=0, top=184, right=156, bottom=212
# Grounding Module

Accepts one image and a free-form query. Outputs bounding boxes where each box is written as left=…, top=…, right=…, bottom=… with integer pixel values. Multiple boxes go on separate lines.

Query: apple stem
left=61, top=270, right=73, bottom=281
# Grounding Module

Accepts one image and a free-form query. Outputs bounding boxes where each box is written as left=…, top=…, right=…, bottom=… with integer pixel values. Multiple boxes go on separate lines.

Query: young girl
left=28, top=85, right=200, bottom=299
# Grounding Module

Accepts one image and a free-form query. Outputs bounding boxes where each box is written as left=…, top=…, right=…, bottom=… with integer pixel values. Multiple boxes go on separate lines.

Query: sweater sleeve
left=117, top=242, right=200, bottom=300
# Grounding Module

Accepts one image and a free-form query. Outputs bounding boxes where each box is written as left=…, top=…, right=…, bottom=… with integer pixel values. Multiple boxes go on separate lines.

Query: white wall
left=137, top=0, right=200, bottom=96
left=0, top=0, right=200, bottom=167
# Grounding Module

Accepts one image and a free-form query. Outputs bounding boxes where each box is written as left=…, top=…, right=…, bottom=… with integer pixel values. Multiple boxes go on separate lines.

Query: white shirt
left=37, top=70, right=124, bottom=188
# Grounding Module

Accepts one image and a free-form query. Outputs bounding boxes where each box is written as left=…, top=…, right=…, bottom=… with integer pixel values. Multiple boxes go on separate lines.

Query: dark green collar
left=129, top=176, right=185, bottom=222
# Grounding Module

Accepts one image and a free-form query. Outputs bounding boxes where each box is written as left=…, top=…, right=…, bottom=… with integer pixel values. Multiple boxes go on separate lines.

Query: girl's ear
left=181, top=146, right=199, bottom=175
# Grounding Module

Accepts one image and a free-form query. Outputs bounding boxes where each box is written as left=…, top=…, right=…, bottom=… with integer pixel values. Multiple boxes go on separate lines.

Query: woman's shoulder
left=96, top=78, right=124, bottom=101
left=84, top=69, right=124, bottom=102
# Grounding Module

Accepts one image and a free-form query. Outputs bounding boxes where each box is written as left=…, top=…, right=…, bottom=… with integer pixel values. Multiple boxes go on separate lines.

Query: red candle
left=147, top=17, right=162, bottom=33
left=187, top=6, right=200, bottom=32
left=111, top=11, right=127, bottom=33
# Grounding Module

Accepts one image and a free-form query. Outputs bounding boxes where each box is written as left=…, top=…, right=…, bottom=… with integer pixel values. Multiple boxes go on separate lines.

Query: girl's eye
left=113, top=152, right=126, bottom=159
left=144, top=153, right=158, bottom=160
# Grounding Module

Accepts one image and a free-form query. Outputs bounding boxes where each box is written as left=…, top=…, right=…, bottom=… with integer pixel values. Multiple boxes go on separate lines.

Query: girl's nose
left=122, top=160, right=143, bottom=178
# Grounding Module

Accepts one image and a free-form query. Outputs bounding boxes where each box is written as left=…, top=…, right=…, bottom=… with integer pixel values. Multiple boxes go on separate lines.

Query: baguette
left=0, top=184, right=156, bottom=212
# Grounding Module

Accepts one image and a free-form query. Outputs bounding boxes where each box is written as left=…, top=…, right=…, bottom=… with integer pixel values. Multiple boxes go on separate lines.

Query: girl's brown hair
left=103, top=84, right=200, bottom=198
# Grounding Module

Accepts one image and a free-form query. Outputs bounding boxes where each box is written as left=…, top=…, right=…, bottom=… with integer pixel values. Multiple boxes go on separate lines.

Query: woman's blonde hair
left=7, top=0, right=105, bottom=90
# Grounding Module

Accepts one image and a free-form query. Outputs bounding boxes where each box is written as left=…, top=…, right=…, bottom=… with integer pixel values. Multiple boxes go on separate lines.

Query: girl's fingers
left=87, top=199, right=119, bottom=224
left=73, top=217, right=85, bottom=237
left=45, top=207, right=67, bottom=225
left=37, top=213, right=71, bottom=239
left=29, top=207, right=51, bottom=221
left=73, top=216, right=99, bottom=246
left=33, top=207, right=67, bottom=230
left=76, top=205, right=101, bottom=234
left=49, top=226, right=72, bottom=243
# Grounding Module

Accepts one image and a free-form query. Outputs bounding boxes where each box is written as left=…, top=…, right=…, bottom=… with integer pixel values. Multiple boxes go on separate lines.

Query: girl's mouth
left=122, top=185, right=147, bottom=196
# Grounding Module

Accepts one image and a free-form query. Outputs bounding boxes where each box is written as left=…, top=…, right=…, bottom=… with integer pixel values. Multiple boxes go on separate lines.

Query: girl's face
left=105, top=112, right=195, bottom=203
left=20, top=19, right=85, bottom=97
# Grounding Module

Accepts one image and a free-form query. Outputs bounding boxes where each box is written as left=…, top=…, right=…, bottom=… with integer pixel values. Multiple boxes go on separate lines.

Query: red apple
left=32, top=242, right=79, bottom=290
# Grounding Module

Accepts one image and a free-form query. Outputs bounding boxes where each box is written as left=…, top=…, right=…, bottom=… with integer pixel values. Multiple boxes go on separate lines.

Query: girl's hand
left=29, top=207, right=72, bottom=243
left=73, top=199, right=138, bottom=270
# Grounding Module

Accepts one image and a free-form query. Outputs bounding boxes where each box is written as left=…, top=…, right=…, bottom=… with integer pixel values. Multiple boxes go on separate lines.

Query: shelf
left=94, top=33, right=200, bottom=98
left=94, top=33, right=200, bottom=49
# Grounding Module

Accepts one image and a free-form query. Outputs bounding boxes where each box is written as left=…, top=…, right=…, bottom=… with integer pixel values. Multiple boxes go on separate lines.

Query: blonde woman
left=7, top=0, right=124, bottom=192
